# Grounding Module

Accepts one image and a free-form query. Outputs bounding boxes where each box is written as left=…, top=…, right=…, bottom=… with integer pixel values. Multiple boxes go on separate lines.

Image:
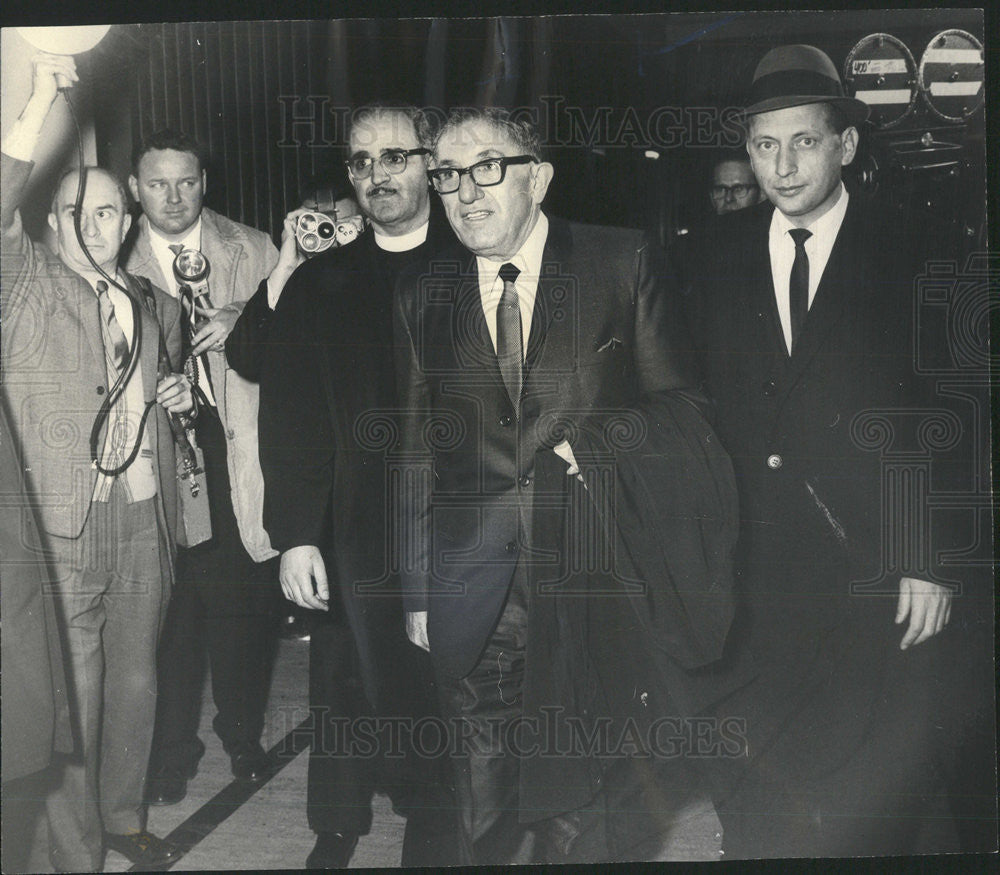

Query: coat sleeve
left=225, top=278, right=273, bottom=382
left=257, top=267, right=335, bottom=553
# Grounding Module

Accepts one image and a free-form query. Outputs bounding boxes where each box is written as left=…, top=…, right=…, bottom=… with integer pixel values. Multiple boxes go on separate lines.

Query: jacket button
left=518, top=474, right=531, bottom=487
left=498, top=415, right=512, bottom=427
left=226, top=428, right=236, bottom=440
left=762, top=379, right=777, bottom=397
left=96, top=385, right=105, bottom=395
left=766, top=454, right=783, bottom=469
left=505, top=540, right=517, bottom=553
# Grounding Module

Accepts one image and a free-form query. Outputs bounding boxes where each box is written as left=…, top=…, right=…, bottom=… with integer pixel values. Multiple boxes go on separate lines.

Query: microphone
left=172, top=248, right=213, bottom=317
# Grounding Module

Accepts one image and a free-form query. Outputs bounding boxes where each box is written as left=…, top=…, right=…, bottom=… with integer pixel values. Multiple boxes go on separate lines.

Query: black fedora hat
left=744, top=44, right=869, bottom=126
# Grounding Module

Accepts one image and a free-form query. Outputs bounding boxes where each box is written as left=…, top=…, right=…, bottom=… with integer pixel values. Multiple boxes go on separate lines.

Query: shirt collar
left=148, top=216, right=202, bottom=255
left=373, top=220, right=429, bottom=252
left=477, top=210, right=549, bottom=285
left=771, top=182, right=849, bottom=242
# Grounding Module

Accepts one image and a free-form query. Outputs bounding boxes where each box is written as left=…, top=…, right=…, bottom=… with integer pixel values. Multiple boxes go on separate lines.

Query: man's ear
left=530, top=161, right=554, bottom=205
left=120, top=212, right=132, bottom=243
left=47, top=212, right=58, bottom=234
left=840, top=126, right=859, bottom=167
left=201, top=169, right=207, bottom=195
left=128, top=175, right=139, bottom=202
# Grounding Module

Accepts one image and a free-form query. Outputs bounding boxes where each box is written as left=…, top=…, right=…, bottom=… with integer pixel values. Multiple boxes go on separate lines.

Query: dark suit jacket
left=256, top=216, right=454, bottom=706
left=686, top=197, right=968, bottom=775
left=394, top=215, right=741, bottom=818
left=1, top=154, right=183, bottom=555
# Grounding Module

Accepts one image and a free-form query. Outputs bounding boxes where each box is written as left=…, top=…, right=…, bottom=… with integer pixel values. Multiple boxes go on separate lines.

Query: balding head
left=48, top=166, right=132, bottom=277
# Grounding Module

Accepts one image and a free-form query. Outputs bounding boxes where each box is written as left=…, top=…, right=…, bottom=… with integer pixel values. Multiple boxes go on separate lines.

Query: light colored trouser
left=45, top=485, right=170, bottom=873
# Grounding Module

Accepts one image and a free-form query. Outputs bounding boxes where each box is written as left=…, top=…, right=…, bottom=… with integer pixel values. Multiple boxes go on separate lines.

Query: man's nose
left=724, top=188, right=736, bottom=203
left=81, top=212, right=98, bottom=236
left=457, top=172, right=482, bottom=205
left=370, top=159, right=391, bottom=186
left=166, top=184, right=182, bottom=204
left=776, top=147, right=796, bottom=178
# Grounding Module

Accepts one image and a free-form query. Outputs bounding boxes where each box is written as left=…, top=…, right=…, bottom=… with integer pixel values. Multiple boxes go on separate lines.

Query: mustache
left=366, top=184, right=398, bottom=197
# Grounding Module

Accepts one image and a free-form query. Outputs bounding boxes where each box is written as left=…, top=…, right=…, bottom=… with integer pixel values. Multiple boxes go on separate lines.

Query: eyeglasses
left=710, top=183, right=759, bottom=199
left=345, top=148, right=429, bottom=179
left=427, top=155, right=537, bottom=194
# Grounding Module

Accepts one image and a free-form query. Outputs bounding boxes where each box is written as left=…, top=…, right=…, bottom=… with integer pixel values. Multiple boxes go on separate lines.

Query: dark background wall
left=6, top=10, right=987, bottom=254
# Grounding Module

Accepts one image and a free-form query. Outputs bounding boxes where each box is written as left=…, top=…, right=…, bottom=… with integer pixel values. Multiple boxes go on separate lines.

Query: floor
left=7, top=635, right=723, bottom=872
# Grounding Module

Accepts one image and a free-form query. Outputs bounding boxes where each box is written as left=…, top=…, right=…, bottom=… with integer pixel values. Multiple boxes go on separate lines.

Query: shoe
left=229, top=742, right=270, bottom=783
left=104, top=830, right=182, bottom=869
left=145, top=765, right=189, bottom=806
left=305, top=832, right=359, bottom=868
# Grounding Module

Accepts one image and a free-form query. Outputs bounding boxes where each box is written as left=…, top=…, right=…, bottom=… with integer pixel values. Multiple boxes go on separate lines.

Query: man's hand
left=266, top=208, right=309, bottom=309
left=191, top=305, right=240, bottom=356
left=3, top=54, right=78, bottom=162
left=406, top=611, right=430, bottom=652
left=156, top=373, right=193, bottom=414
left=29, top=52, right=78, bottom=106
left=896, top=577, right=953, bottom=649
left=280, top=545, right=330, bottom=611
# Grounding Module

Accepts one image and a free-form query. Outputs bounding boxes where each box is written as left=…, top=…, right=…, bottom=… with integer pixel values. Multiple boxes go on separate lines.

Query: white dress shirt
left=769, top=183, right=850, bottom=355
left=476, top=211, right=548, bottom=358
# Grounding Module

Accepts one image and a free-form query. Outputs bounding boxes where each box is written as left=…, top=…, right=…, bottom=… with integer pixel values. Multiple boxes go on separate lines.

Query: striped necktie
left=96, top=280, right=129, bottom=372
left=496, top=262, right=523, bottom=413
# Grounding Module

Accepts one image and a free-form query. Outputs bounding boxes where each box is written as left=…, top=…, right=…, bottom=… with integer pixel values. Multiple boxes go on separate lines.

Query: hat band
left=748, top=69, right=845, bottom=108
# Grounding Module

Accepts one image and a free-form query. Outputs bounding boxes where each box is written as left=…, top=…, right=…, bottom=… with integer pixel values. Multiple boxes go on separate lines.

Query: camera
left=294, top=212, right=366, bottom=254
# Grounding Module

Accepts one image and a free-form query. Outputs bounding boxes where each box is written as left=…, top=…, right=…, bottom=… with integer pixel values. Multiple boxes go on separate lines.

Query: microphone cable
left=61, top=89, right=158, bottom=477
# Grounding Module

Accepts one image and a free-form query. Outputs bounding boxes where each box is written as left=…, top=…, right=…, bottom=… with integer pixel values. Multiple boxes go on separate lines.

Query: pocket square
left=595, top=336, right=623, bottom=352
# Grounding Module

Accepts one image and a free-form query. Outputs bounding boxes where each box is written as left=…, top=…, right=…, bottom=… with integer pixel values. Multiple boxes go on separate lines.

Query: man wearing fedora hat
left=687, top=45, right=966, bottom=857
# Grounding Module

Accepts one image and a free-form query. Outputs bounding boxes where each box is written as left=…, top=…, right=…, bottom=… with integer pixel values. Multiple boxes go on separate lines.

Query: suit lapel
left=524, top=216, right=572, bottom=381
left=119, top=272, right=161, bottom=402
left=449, top=249, right=500, bottom=381
left=131, top=219, right=170, bottom=290
left=746, top=206, right=788, bottom=359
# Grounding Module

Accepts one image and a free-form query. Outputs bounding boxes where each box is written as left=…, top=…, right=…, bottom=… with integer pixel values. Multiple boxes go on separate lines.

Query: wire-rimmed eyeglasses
left=345, top=148, right=430, bottom=179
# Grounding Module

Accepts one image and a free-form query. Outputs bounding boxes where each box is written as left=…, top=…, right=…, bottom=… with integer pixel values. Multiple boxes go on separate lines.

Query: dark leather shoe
left=145, top=762, right=197, bottom=806
left=145, top=772, right=187, bottom=806
left=104, top=830, right=182, bottom=869
left=305, top=832, right=359, bottom=868
left=229, top=742, right=270, bottom=783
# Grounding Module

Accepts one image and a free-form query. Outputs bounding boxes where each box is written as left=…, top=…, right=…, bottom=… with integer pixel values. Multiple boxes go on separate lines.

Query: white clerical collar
left=373, top=220, right=429, bottom=252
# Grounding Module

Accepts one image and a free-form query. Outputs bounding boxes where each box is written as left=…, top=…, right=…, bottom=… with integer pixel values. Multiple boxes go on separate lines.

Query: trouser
left=435, top=566, right=607, bottom=866
left=45, top=486, right=169, bottom=872
left=307, top=613, right=376, bottom=835
left=307, top=598, right=458, bottom=867
left=150, top=411, right=280, bottom=772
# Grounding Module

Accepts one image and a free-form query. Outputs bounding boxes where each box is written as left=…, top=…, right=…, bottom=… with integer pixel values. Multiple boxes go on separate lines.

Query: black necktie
left=496, top=262, right=523, bottom=413
left=788, top=228, right=812, bottom=353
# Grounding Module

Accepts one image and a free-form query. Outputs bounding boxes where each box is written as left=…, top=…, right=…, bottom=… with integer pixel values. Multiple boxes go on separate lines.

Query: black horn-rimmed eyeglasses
left=427, top=155, right=537, bottom=194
